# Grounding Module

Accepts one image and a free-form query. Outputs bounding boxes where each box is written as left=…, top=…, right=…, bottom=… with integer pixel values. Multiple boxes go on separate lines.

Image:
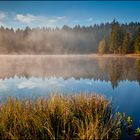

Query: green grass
left=0, top=94, right=133, bottom=139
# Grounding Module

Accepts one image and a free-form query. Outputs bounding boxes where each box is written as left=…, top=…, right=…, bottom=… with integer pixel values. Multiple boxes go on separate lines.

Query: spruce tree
left=122, top=32, right=130, bottom=54
left=109, top=19, right=124, bottom=54
left=109, top=19, right=117, bottom=53
left=134, top=28, right=140, bottom=54
left=117, top=26, right=124, bottom=54
left=98, top=38, right=106, bottom=55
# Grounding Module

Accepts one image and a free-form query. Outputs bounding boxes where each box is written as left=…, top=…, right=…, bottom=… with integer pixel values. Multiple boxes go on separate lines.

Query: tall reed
left=0, top=94, right=128, bottom=139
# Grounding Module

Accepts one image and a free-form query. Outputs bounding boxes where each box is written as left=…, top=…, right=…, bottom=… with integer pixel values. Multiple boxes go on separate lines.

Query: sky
left=0, top=1, right=140, bottom=29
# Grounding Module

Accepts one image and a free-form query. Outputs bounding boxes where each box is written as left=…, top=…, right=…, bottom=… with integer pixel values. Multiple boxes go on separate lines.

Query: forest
left=0, top=19, right=140, bottom=54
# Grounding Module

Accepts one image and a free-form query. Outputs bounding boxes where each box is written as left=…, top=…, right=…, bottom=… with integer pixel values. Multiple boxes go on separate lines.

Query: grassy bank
left=0, top=94, right=133, bottom=139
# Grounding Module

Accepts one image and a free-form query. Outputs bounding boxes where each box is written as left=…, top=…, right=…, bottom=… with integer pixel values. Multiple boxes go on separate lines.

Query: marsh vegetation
left=0, top=94, right=135, bottom=139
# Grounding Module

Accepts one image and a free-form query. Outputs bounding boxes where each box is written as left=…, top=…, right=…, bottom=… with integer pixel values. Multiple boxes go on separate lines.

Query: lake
left=0, top=55, right=140, bottom=131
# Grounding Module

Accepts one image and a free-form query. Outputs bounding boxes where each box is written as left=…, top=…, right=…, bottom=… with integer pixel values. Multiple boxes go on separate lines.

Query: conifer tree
left=134, top=28, right=140, bottom=54
left=98, top=38, right=106, bottom=55
left=122, top=32, right=130, bottom=54
left=109, top=19, right=124, bottom=54
left=109, top=19, right=117, bottom=53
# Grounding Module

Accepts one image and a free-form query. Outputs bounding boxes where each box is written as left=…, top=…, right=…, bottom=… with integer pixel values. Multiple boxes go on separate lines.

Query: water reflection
left=0, top=55, right=140, bottom=88
left=0, top=76, right=139, bottom=100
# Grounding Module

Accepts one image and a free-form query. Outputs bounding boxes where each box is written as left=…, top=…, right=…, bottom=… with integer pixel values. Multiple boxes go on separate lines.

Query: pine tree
left=122, top=32, right=130, bottom=54
left=109, top=19, right=117, bottom=53
left=134, top=28, right=140, bottom=54
left=109, top=19, right=124, bottom=54
left=117, top=26, right=124, bottom=54
left=98, top=38, right=106, bottom=55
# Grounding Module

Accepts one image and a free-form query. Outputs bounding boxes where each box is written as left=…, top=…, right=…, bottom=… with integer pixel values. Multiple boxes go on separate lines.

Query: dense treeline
left=108, top=20, right=140, bottom=54
left=0, top=19, right=140, bottom=54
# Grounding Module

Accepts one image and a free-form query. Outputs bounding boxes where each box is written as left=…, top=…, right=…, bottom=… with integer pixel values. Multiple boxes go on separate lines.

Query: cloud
left=0, top=11, right=67, bottom=28
left=86, top=18, right=93, bottom=22
left=47, top=16, right=66, bottom=25
left=0, top=21, right=5, bottom=26
left=0, top=81, right=8, bottom=91
left=14, top=13, right=67, bottom=27
left=49, top=19, right=57, bottom=23
left=72, top=20, right=80, bottom=23
left=15, top=14, right=40, bottom=24
left=56, top=16, right=66, bottom=20
left=0, top=11, right=7, bottom=26
left=0, top=11, right=7, bottom=20
left=16, top=78, right=65, bottom=89
left=17, top=80, right=43, bottom=89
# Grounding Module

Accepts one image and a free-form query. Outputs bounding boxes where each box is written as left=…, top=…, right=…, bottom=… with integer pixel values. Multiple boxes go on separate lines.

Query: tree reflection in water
left=0, top=55, right=139, bottom=88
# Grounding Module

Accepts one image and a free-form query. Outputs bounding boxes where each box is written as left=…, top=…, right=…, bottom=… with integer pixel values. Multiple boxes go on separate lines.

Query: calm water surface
left=0, top=55, right=140, bottom=131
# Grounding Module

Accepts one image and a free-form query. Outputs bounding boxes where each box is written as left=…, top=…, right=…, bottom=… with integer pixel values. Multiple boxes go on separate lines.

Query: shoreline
left=0, top=54, right=139, bottom=58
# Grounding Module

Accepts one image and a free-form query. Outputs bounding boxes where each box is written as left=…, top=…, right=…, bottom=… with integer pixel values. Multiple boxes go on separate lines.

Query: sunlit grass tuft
left=0, top=94, right=131, bottom=139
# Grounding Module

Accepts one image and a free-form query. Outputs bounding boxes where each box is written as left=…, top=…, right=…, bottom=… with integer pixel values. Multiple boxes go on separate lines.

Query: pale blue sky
left=0, top=1, right=140, bottom=29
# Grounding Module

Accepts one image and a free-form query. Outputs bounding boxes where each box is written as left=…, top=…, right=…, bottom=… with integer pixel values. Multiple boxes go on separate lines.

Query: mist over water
left=0, top=55, right=140, bottom=83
